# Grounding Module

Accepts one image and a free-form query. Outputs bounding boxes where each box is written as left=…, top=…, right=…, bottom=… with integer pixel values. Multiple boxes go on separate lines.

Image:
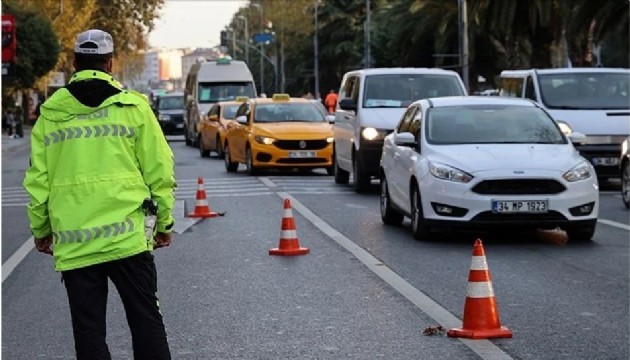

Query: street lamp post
left=237, top=15, right=249, bottom=65
left=314, top=0, right=320, bottom=99
left=251, top=3, right=264, bottom=95
left=458, top=0, right=469, bottom=91
left=365, top=0, right=371, bottom=68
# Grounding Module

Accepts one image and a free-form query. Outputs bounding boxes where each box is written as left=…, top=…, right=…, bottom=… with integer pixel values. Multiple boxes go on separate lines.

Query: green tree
left=1, top=1, right=60, bottom=90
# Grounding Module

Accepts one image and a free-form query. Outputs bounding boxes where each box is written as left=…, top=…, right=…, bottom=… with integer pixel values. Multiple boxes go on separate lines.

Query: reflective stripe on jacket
left=23, top=70, right=176, bottom=271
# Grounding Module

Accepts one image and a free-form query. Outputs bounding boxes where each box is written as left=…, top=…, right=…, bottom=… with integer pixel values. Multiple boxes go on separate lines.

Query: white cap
left=74, top=29, right=114, bottom=55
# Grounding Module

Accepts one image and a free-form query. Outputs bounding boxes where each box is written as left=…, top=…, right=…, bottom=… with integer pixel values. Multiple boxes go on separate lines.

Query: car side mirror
left=338, top=98, right=357, bottom=112
left=394, top=132, right=417, bottom=147
left=326, top=114, right=335, bottom=124
left=568, top=132, right=586, bottom=145
left=235, top=115, right=248, bottom=124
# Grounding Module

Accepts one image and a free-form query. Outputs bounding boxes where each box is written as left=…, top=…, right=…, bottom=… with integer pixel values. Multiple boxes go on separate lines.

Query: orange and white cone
left=188, top=177, right=220, bottom=218
left=448, top=239, right=512, bottom=339
left=269, top=199, right=310, bottom=256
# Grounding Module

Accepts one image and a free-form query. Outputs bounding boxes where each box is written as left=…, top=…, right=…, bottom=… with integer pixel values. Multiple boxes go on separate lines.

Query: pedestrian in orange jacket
left=324, top=89, right=338, bottom=114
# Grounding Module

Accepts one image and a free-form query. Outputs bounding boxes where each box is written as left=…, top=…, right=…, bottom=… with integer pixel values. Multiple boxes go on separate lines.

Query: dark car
left=154, top=92, right=185, bottom=135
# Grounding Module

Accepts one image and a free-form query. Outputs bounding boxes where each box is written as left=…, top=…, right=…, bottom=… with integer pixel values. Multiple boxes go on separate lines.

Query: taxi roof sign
left=235, top=96, right=249, bottom=102
left=271, top=93, right=290, bottom=102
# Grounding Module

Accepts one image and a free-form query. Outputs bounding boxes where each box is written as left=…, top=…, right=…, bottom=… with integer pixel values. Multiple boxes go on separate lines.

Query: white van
left=500, top=68, right=630, bottom=180
left=184, top=57, right=257, bottom=147
left=333, top=68, right=467, bottom=192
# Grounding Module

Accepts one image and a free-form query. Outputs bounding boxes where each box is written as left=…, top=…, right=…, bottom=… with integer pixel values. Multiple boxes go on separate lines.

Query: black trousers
left=62, top=251, right=171, bottom=360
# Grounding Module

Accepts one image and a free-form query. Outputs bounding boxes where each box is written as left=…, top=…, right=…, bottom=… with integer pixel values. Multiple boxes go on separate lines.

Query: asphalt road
left=2, top=136, right=628, bottom=359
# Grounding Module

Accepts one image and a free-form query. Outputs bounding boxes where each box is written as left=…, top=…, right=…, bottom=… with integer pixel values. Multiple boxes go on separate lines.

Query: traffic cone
left=448, top=239, right=512, bottom=339
left=269, top=199, right=310, bottom=256
left=188, top=177, right=221, bottom=218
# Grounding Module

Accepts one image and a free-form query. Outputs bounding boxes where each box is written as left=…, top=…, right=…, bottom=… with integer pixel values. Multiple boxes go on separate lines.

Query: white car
left=379, top=96, right=599, bottom=242
left=621, top=136, right=630, bottom=209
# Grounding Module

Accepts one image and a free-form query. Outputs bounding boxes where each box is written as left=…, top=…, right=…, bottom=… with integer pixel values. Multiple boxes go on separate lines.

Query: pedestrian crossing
left=2, top=176, right=357, bottom=207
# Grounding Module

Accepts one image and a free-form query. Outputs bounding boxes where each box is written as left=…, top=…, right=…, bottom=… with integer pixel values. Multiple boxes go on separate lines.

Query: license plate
left=492, top=200, right=548, bottom=213
left=288, top=151, right=316, bottom=158
left=591, top=157, right=619, bottom=166
left=176, top=123, right=184, bottom=128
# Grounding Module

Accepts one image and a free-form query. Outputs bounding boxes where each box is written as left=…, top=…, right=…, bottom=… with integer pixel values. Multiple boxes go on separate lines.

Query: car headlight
left=158, top=114, right=171, bottom=122
left=326, top=136, right=334, bottom=143
left=563, top=162, right=592, bottom=182
left=254, top=135, right=275, bottom=145
left=556, top=121, right=573, bottom=136
left=361, top=127, right=388, bottom=141
left=429, top=161, right=473, bottom=183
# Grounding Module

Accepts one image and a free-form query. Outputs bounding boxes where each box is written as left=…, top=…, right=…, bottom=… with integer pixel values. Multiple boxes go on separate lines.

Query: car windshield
left=222, top=105, right=240, bottom=119
left=426, top=105, right=567, bottom=145
left=198, top=82, right=256, bottom=103
left=363, top=74, right=465, bottom=108
left=538, top=72, right=630, bottom=110
left=254, top=103, right=326, bottom=123
left=158, top=96, right=184, bottom=110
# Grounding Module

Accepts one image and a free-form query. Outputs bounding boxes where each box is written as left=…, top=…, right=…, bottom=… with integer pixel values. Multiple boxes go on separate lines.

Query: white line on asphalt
left=598, top=219, right=630, bottom=231
left=2, top=236, right=34, bottom=283
left=277, top=191, right=513, bottom=360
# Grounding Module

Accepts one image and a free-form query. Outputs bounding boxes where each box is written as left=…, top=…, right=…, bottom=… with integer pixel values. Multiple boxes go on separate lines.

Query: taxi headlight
left=563, top=162, right=592, bottom=182
left=158, top=114, right=171, bottom=122
left=254, top=135, right=275, bottom=145
left=361, top=127, right=388, bottom=141
left=429, top=161, right=473, bottom=183
left=557, top=121, right=573, bottom=136
left=326, top=137, right=334, bottom=143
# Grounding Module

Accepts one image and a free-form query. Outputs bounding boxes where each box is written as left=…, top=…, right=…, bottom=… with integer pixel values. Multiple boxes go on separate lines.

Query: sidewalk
left=1, top=125, right=31, bottom=155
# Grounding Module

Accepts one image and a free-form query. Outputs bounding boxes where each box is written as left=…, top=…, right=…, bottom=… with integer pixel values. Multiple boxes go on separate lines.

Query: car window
left=254, top=103, right=326, bottom=123
left=340, top=76, right=356, bottom=100
left=538, top=72, right=630, bottom=110
left=408, top=107, right=423, bottom=141
left=235, top=103, right=250, bottom=118
left=363, top=74, right=465, bottom=108
left=426, top=105, right=567, bottom=145
left=158, top=96, right=184, bottom=110
left=198, top=82, right=256, bottom=103
left=396, top=106, right=417, bottom=133
left=222, top=105, right=240, bottom=119
left=208, top=105, right=219, bottom=117
left=525, top=76, right=536, bottom=100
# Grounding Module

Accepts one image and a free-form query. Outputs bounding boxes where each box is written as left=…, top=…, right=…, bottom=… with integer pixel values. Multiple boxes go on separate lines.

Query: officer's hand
left=34, top=235, right=53, bottom=255
left=154, top=232, right=172, bottom=249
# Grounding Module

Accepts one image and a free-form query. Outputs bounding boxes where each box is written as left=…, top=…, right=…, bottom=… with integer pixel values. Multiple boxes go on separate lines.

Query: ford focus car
left=379, top=96, right=599, bottom=242
left=223, top=94, right=334, bottom=175
left=198, top=97, right=247, bottom=158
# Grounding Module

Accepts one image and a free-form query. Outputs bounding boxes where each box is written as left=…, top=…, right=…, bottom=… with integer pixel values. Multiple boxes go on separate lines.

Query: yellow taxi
left=223, top=94, right=334, bottom=175
left=198, top=97, right=248, bottom=158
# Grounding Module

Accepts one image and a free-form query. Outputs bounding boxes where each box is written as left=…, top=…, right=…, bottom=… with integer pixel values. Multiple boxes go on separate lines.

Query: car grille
left=471, top=179, right=566, bottom=195
left=472, top=210, right=567, bottom=223
left=274, top=140, right=329, bottom=150
left=171, top=114, right=184, bottom=123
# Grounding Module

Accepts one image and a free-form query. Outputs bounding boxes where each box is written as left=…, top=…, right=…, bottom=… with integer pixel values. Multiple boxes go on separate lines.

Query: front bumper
left=419, top=174, right=599, bottom=230
left=357, top=139, right=387, bottom=176
left=252, top=142, right=333, bottom=169
left=576, top=143, right=622, bottom=178
left=159, top=120, right=185, bottom=135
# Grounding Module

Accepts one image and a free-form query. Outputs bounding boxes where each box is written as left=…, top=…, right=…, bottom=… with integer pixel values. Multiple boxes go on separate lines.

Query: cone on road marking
left=188, top=177, right=223, bottom=218
left=448, top=239, right=512, bottom=339
left=269, top=199, right=310, bottom=256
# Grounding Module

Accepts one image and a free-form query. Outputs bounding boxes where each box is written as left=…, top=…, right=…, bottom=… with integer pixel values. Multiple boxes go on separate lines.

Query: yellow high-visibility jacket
left=23, top=70, right=175, bottom=271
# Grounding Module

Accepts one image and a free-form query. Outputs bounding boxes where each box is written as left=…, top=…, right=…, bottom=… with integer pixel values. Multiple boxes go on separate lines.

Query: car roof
left=159, top=92, right=184, bottom=97
left=253, top=97, right=311, bottom=105
left=501, top=68, right=630, bottom=77
left=419, top=96, right=539, bottom=108
left=344, top=67, right=460, bottom=77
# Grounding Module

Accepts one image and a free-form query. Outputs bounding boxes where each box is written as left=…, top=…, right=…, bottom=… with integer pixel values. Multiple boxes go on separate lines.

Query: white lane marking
left=278, top=191, right=513, bottom=360
left=2, top=236, right=34, bottom=283
left=598, top=219, right=630, bottom=231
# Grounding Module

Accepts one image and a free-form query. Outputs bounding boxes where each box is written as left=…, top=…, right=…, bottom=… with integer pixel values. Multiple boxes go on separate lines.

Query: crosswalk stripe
left=2, top=176, right=353, bottom=207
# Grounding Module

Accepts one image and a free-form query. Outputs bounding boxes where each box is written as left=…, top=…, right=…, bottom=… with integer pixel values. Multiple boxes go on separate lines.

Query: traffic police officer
left=23, top=29, right=175, bottom=360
